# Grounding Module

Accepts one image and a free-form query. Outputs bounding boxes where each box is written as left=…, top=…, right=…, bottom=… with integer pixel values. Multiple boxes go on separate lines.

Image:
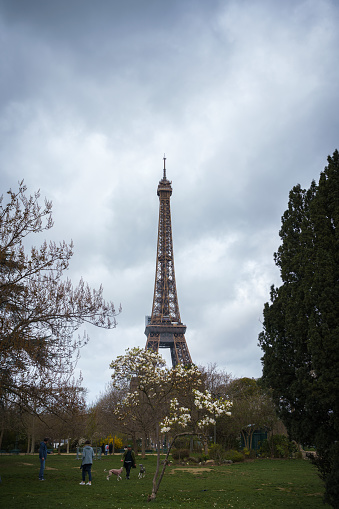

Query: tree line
left=0, top=359, right=276, bottom=455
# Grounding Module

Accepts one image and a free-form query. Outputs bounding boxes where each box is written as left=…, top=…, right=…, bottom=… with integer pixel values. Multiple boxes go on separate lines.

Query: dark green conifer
left=259, top=150, right=339, bottom=508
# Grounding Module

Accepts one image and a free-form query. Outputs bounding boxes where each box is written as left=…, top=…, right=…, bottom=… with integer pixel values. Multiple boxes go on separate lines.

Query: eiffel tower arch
left=145, top=157, right=192, bottom=367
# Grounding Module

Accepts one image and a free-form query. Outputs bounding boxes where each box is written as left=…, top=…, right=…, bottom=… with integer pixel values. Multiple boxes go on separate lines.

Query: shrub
left=174, top=437, right=190, bottom=449
left=171, top=448, right=190, bottom=461
left=259, top=434, right=298, bottom=458
left=208, top=444, right=225, bottom=463
left=224, top=449, right=245, bottom=462
left=243, top=447, right=256, bottom=459
left=199, top=453, right=209, bottom=462
left=187, top=456, right=199, bottom=463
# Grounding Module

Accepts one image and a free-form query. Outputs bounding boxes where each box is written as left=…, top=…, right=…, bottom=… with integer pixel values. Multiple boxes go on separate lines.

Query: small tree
left=228, top=378, right=278, bottom=451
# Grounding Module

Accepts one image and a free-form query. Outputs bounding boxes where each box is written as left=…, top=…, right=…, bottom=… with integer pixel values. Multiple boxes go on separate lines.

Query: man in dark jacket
left=39, top=438, right=49, bottom=481
left=122, top=445, right=136, bottom=479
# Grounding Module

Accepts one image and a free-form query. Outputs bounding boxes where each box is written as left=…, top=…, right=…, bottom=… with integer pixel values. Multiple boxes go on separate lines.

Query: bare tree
left=0, top=181, right=120, bottom=414
left=199, top=362, right=232, bottom=397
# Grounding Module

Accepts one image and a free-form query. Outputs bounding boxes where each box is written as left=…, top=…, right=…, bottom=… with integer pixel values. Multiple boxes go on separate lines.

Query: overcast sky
left=1, top=0, right=338, bottom=403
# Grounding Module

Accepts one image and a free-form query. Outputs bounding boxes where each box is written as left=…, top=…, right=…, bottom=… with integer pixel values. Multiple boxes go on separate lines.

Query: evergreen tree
left=259, top=150, right=339, bottom=508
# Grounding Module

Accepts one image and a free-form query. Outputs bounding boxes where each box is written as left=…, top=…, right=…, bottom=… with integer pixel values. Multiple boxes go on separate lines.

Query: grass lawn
left=0, top=454, right=329, bottom=508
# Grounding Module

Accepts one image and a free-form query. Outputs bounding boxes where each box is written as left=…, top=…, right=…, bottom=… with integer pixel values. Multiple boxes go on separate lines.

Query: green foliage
left=228, top=377, right=259, bottom=398
left=259, top=149, right=339, bottom=508
left=259, top=434, right=298, bottom=458
left=314, top=441, right=339, bottom=509
left=224, top=449, right=245, bottom=462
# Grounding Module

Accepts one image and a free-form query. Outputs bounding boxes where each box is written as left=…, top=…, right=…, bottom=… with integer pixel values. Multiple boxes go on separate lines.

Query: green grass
left=0, top=454, right=329, bottom=508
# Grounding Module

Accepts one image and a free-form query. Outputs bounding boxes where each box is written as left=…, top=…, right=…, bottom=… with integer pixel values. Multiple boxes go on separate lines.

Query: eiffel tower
left=145, top=156, right=192, bottom=367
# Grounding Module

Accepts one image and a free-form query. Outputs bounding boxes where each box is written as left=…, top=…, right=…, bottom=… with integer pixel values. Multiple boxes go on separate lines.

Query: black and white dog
left=138, top=464, right=146, bottom=479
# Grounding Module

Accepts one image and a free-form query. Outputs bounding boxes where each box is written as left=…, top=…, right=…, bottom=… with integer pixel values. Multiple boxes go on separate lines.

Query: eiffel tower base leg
left=145, top=332, right=192, bottom=367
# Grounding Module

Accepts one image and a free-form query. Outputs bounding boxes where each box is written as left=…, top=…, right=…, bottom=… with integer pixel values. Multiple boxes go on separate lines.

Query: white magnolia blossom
left=160, top=390, right=232, bottom=433
left=160, top=406, right=192, bottom=434
left=193, top=389, right=232, bottom=415
left=110, top=347, right=232, bottom=434
left=110, top=347, right=168, bottom=390
left=197, top=416, right=216, bottom=428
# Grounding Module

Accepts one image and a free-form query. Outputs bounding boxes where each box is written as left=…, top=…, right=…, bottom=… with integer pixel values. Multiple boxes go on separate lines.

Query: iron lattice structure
left=145, top=157, right=192, bottom=367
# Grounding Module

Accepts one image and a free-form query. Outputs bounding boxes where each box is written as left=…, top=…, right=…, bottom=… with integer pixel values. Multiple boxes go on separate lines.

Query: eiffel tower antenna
left=145, top=157, right=192, bottom=367
left=163, top=153, right=166, bottom=179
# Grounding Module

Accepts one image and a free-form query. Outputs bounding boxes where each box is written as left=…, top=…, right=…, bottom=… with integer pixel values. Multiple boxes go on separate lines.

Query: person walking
left=122, top=445, right=136, bottom=480
left=80, top=440, right=95, bottom=485
left=39, top=438, right=49, bottom=481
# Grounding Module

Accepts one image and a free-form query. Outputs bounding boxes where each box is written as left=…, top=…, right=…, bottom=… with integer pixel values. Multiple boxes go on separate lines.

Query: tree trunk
left=203, top=436, right=208, bottom=455
left=132, top=433, right=138, bottom=456
left=150, top=423, right=161, bottom=501
left=30, top=415, right=35, bottom=453
left=249, top=430, right=254, bottom=450
left=0, top=427, right=4, bottom=450
left=241, top=430, right=250, bottom=450
left=141, top=432, right=146, bottom=459
left=149, top=431, right=202, bottom=502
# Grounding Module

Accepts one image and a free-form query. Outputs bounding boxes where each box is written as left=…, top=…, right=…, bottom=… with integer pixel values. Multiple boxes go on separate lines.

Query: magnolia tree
left=110, top=347, right=201, bottom=454
left=109, top=348, right=232, bottom=502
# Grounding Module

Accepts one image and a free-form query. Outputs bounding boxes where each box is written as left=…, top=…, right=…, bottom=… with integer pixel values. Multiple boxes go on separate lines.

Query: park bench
left=75, top=446, right=103, bottom=460
left=10, top=449, right=21, bottom=454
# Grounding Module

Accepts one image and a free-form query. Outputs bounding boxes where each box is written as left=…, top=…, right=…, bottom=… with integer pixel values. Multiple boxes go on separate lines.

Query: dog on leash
left=104, top=466, right=123, bottom=481
left=138, top=464, right=146, bottom=479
